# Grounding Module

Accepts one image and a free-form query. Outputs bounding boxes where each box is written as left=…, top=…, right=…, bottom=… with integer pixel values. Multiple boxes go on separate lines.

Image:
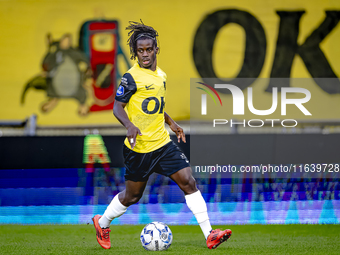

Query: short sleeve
left=115, top=73, right=137, bottom=103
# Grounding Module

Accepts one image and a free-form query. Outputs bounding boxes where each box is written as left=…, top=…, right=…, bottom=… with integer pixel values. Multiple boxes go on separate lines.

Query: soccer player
left=92, top=21, right=232, bottom=250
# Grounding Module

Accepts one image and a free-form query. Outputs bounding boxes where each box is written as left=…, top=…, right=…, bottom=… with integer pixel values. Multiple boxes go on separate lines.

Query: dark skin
left=113, top=38, right=198, bottom=207
left=136, top=38, right=158, bottom=71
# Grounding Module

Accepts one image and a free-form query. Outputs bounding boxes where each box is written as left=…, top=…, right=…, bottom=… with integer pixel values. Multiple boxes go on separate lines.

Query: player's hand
left=126, top=124, right=142, bottom=149
left=169, top=122, right=186, bottom=143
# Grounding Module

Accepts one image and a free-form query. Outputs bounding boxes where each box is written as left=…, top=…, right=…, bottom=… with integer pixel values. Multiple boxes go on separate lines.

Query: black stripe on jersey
left=115, top=73, right=137, bottom=103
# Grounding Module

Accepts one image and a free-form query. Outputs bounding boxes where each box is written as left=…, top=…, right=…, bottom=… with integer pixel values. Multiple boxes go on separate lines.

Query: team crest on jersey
left=116, top=85, right=124, bottom=96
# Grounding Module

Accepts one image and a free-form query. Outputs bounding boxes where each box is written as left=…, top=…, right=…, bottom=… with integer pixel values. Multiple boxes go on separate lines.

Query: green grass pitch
left=0, top=224, right=339, bottom=254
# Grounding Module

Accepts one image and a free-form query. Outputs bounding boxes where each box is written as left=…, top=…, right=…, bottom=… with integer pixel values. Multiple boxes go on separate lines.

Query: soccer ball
left=140, top=222, right=173, bottom=251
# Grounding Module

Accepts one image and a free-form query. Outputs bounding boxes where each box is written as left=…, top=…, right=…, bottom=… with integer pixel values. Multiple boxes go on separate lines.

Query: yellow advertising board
left=0, top=0, right=340, bottom=125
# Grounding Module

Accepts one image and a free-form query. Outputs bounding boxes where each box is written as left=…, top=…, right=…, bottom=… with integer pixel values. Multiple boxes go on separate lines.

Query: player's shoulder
left=120, top=71, right=135, bottom=86
left=126, top=63, right=141, bottom=76
left=157, top=66, right=167, bottom=80
left=121, top=64, right=141, bottom=84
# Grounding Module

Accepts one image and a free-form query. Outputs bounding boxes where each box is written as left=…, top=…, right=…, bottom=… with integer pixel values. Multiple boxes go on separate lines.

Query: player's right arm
left=113, top=73, right=142, bottom=149
left=113, top=101, right=142, bottom=149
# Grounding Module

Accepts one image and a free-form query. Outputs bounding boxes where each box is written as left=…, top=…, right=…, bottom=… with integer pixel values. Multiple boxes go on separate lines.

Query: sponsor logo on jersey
left=116, top=85, right=124, bottom=96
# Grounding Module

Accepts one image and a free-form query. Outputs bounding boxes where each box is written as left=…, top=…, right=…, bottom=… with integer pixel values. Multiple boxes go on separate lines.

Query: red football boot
left=206, top=229, right=232, bottom=249
left=92, top=215, right=111, bottom=249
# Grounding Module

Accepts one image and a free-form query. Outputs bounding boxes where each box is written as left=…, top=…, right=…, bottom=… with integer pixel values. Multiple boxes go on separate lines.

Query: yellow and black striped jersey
left=115, top=63, right=170, bottom=153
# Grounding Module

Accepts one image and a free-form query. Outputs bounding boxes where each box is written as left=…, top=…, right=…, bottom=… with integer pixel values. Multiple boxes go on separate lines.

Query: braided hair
left=126, top=20, right=159, bottom=60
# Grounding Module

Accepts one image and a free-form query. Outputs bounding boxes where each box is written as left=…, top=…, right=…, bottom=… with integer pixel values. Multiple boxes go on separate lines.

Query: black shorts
left=123, top=141, right=190, bottom=182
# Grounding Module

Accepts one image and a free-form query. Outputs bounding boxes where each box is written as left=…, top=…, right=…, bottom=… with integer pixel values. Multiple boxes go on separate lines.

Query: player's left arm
left=164, top=112, right=186, bottom=143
